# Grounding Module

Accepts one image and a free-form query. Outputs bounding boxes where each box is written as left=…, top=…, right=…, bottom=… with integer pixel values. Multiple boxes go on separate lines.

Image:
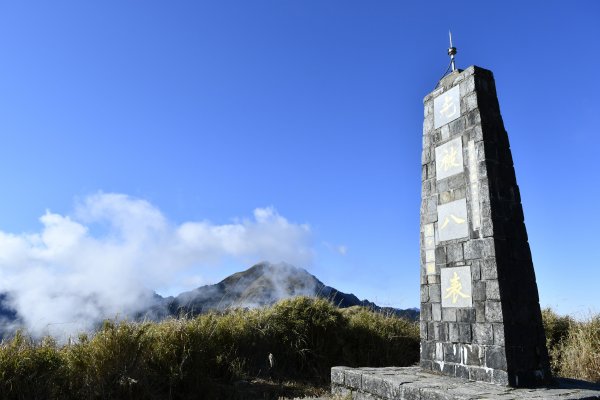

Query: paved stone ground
left=332, top=366, right=600, bottom=399
left=284, top=397, right=332, bottom=400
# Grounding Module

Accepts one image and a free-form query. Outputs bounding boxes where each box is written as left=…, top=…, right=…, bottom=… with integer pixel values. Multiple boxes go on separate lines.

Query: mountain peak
left=172, top=262, right=321, bottom=314
left=1, top=263, right=418, bottom=338
left=220, top=261, right=313, bottom=287
left=166, top=262, right=418, bottom=320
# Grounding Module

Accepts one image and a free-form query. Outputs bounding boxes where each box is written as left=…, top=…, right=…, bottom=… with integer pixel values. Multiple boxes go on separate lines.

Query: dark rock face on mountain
left=0, top=293, right=18, bottom=339
left=0, top=294, right=16, bottom=320
left=166, top=262, right=419, bottom=320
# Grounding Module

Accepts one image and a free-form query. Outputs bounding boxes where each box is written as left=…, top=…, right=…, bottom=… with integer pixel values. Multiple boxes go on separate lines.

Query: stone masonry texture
left=419, top=66, right=551, bottom=387
left=331, top=367, right=600, bottom=400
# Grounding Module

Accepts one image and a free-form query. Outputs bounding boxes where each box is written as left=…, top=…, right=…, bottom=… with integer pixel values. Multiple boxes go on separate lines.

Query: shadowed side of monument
left=419, top=65, right=551, bottom=387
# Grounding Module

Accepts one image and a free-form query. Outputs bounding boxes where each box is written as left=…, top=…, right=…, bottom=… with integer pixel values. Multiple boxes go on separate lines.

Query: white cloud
left=175, top=206, right=312, bottom=265
left=322, top=241, right=348, bottom=256
left=0, top=193, right=313, bottom=338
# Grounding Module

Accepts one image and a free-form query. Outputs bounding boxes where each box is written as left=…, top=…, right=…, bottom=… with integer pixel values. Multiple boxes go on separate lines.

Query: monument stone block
left=332, top=60, right=600, bottom=398
left=420, top=66, right=552, bottom=387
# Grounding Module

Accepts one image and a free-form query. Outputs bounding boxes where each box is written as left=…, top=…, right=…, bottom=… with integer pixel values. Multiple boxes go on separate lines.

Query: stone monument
left=331, top=39, right=600, bottom=399
left=418, top=65, right=551, bottom=387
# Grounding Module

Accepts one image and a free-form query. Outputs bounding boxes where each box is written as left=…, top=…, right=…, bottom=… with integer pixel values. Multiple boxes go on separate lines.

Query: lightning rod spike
left=448, top=30, right=457, bottom=72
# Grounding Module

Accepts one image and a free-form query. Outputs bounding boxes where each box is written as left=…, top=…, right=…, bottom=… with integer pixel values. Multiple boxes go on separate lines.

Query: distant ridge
left=0, top=262, right=419, bottom=337
left=161, top=262, right=419, bottom=320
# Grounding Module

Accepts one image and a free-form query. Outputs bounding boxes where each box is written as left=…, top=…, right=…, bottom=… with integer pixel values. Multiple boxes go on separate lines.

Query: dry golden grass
left=542, top=308, right=600, bottom=384
left=0, top=297, right=419, bottom=400
left=554, top=315, right=600, bottom=383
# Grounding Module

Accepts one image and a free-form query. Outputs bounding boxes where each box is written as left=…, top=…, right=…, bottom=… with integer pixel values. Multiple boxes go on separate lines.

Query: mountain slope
left=0, top=262, right=419, bottom=337
left=167, top=262, right=419, bottom=320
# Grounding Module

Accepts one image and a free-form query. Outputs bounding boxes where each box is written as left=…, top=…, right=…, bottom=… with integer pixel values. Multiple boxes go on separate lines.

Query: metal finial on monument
left=448, top=30, right=457, bottom=72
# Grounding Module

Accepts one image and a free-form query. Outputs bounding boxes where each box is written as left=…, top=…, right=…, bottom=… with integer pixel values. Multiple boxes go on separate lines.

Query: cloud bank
left=0, top=193, right=312, bottom=338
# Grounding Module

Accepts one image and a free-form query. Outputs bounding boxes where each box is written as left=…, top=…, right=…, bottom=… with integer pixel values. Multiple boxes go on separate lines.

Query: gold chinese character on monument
left=440, top=214, right=466, bottom=230
left=440, top=145, right=461, bottom=171
left=439, top=94, right=458, bottom=118
left=444, top=271, right=470, bottom=304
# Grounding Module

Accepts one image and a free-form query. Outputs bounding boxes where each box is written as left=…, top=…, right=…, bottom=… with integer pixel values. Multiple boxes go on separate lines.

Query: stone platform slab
left=331, top=366, right=600, bottom=399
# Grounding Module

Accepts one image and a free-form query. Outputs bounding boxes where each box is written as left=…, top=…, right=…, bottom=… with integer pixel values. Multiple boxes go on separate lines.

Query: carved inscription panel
left=435, top=137, right=464, bottom=181
left=433, top=85, right=461, bottom=129
left=441, top=265, right=473, bottom=308
left=437, top=198, right=469, bottom=242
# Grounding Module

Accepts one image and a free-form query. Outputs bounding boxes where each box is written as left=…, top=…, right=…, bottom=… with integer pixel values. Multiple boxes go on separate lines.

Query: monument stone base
left=331, top=366, right=600, bottom=400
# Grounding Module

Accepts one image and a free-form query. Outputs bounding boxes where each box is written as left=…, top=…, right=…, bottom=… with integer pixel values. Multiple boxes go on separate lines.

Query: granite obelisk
left=419, top=65, right=552, bottom=386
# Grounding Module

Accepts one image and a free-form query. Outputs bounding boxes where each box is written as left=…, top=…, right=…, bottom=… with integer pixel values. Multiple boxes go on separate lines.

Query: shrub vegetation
left=1, top=299, right=597, bottom=400
left=542, top=308, right=600, bottom=383
left=0, top=297, right=419, bottom=400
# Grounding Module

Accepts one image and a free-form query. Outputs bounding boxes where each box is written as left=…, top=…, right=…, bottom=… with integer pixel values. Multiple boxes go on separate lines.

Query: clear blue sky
left=0, top=1, right=598, bottom=321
